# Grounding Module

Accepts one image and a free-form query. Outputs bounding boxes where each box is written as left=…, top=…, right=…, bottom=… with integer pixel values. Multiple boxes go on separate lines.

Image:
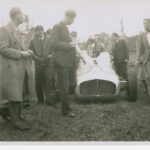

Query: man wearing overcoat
left=0, top=7, right=36, bottom=130
left=136, top=19, right=150, bottom=96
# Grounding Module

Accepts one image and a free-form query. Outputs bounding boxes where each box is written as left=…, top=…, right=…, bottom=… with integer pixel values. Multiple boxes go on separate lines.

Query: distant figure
left=30, top=25, right=55, bottom=105
left=71, top=31, right=77, bottom=41
left=136, top=19, right=150, bottom=96
left=111, top=33, right=129, bottom=80
left=94, top=41, right=104, bottom=57
left=86, top=37, right=95, bottom=58
left=45, top=28, right=52, bottom=38
left=50, top=10, right=77, bottom=117
left=0, top=7, right=36, bottom=130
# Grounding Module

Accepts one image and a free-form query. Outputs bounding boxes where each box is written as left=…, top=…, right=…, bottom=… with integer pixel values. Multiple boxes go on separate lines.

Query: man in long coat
left=50, top=10, right=76, bottom=117
left=111, top=33, right=129, bottom=80
left=0, top=7, right=36, bottom=130
left=136, top=19, right=150, bottom=96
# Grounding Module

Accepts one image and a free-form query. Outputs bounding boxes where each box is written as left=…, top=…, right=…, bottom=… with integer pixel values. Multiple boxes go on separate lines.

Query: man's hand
left=21, top=50, right=32, bottom=58
left=27, top=50, right=33, bottom=55
left=70, top=42, right=76, bottom=48
left=135, top=60, right=139, bottom=66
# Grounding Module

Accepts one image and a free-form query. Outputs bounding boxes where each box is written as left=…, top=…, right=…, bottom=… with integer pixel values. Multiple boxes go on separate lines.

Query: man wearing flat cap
left=0, top=7, right=36, bottom=130
left=136, top=18, right=150, bottom=96
left=50, top=10, right=77, bottom=117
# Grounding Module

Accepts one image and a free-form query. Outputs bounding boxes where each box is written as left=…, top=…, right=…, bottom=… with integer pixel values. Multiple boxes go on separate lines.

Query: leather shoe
left=13, top=120, right=31, bottom=130
left=0, top=113, right=11, bottom=121
left=46, top=101, right=57, bottom=109
left=62, top=111, right=76, bottom=117
left=0, top=109, right=11, bottom=121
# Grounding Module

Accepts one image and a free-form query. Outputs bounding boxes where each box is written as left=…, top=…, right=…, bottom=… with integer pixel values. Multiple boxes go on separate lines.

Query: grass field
left=0, top=91, right=150, bottom=142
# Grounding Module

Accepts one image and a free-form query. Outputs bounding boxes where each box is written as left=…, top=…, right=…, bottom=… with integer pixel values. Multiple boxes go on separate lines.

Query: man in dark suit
left=30, top=25, right=55, bottom=105
left=136, top=19, right=150, bottom=96
left=111, top=33, right=129, bottom=80
left=0, top=7, right=36, bottom=130
left=50, top=10, right=77, bottom=117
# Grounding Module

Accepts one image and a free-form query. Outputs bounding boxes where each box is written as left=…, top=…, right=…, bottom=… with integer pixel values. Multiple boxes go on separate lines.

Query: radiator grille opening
left=80, top=80, right=116, bottom=96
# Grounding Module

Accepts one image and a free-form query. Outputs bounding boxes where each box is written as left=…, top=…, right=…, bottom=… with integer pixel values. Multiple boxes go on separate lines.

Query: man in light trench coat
left=0, top=7, right=36, bottom=130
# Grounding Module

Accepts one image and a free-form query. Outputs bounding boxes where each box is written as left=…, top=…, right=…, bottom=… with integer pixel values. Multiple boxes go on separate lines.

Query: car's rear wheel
left=127, top=67, right=138, bottom=102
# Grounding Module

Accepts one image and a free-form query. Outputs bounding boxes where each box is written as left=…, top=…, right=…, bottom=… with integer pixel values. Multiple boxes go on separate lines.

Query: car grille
left=80, top=79, right=116, bottom=96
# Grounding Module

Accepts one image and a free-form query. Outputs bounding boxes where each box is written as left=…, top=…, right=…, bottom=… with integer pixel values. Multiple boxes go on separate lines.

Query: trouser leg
left=22, top=72, right=30, bottom=108
left=9, top=102, right=19, bottom=123
left=115, top=62, right=127, bottom=79
left=146, top=77, right=150, bottom=96
left=35, top=65, right=44, bottom=103
left=141, top=80, right=148, bottom=94
left=9, top=102, right=23, bottom=123
left=0, top=107, right=10, bottom=121
left=9, top=101, right=30, bottom=130
left=44, top=67, right=55, bottom=104
left=120, top=63, right=128, bottom=80
left=69, top=67, right=76, bottom=95
left=56, top=67, right=71, bottom=114
left=114, top=62, right=120, bottom=76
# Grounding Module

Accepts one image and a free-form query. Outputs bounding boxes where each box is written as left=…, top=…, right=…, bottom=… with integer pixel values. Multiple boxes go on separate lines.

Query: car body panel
left=75, top=51, right=120, bottom=100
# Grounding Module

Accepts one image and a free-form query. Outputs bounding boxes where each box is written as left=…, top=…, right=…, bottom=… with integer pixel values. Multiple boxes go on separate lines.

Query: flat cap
left=35, top=25, right=44, bottom=32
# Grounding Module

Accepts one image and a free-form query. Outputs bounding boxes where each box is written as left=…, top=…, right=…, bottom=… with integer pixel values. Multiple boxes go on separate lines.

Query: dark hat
left=87, top=37, right=95, bottom=43
left=143, top=18, right=150, bottom=23
left=111, top=33, right=119, bottom=38
left=46, top=28, right=52, bottom=34
left=35, top=25, right=44, bottom=32
left=65, top=10, right=76, bottom=18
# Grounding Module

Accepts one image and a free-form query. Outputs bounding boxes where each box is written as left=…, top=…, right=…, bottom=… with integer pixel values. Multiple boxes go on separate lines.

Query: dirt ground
left=0, top=91, right=150, bottom=142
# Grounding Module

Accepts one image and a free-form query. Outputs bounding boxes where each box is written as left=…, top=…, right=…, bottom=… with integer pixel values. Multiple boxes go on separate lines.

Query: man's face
left=71, top=32, right=77, bottom=38
left=15, top=12, right=24, bottom=25
left=143, top=21, right=150, bottom=32
left=111, top=35, right=117, bottom=42
left=35, top=30, right=44, bottom=38
left=66, top=16, right=75, bottom=25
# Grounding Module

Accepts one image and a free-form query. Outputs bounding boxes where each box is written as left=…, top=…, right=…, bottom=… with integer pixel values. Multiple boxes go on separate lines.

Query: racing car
left=75, top=50, right=137, bottom=102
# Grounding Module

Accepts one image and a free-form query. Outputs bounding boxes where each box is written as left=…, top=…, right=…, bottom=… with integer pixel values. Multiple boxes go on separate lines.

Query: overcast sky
left=0, top=0, right=150, bottom=41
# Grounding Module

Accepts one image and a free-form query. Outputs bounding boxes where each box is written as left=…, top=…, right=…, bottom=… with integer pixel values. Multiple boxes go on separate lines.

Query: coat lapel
left=13, top=31, right=25, bottom=50
left=143, top=33, right=150, bottom=49
left=7, top=22, right=25, bottom=51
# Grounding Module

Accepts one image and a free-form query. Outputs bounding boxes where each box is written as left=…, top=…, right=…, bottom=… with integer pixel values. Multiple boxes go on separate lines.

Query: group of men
left=0, top=7, right=150, bottom=131
left=0, top=7, right=77, bottom=130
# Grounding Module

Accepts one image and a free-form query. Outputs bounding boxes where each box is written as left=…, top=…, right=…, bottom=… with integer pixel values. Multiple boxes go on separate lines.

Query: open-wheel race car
left=75, top=50, right=137, bottom=102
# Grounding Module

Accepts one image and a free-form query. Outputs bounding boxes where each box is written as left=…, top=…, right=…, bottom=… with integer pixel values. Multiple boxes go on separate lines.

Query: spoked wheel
left=127, top=67, right=138, bottom=102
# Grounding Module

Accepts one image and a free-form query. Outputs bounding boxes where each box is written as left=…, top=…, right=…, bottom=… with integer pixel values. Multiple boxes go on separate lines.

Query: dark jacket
left=112, top=39, right=129, bottom=63
left=30, top=36, right=52, bottom=66
left=50, top=22, right=76, bottom=67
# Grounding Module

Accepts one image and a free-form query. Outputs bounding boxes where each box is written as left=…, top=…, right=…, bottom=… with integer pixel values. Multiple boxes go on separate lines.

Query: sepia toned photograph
left=0, top=0, right=150, bottom=142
